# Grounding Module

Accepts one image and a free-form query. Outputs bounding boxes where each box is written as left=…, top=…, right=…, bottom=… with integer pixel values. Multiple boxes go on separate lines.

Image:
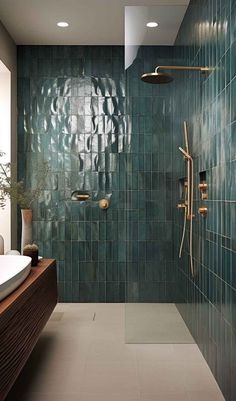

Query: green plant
left=0, top=151, right=49, bottom=209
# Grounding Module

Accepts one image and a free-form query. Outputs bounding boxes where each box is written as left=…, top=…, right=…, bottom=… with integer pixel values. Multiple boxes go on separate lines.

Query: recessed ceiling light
left=146, top=21, right=159, bottom=28
left=57, top=21, right=69, bottom=28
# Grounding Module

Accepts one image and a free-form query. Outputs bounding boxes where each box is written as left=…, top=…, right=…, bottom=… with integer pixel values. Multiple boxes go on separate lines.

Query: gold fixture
left=99, top=199, right=109, bottom=209
left=155, top=65, right=210, bottom=73
left=199, top=183, right=208, bottom=190
left=71, top=191, right=90, bottom=201
left=198, top=207, right=207, bottom=217
left=141, top=65, right=211, bottom=84
left=76, top=194, right=90, bottom=201
left=187, top=213, right=195, bottom=221
left=177, top=203, right=186, bottom=209
left=198, top=182, right=208, bottom=200
left=178, top=122, right=195, bottom=278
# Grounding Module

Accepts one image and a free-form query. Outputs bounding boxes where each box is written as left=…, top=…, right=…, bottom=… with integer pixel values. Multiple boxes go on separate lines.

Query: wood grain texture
left=0, top=259, right=57, bottom=401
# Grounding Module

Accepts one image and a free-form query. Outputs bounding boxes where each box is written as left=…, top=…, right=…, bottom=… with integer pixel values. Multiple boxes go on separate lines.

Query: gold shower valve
left=99, top=199, right=109, bottom=210
left=201, top=192, right=208, bottom=200
left=198, top=207, right=207, bottom=217
left=199, top=183, right=208, bottom=190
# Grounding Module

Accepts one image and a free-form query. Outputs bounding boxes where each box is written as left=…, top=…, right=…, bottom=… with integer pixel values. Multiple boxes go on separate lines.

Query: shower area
left=17, top=4, right=207, bottom=345
left=123, top=3, right=215, bottom=344
left=124, top=5, right=194, bottom=344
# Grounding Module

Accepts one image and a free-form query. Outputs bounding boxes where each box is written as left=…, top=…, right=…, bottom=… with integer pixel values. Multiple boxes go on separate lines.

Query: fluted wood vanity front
left=0, top=259, right=57, bottom=401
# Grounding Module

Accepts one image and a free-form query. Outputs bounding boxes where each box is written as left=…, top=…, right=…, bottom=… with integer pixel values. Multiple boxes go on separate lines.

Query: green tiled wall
left=17, top=45, right=175, bottom=302
left=125, top=46, right=176, bottom=302
left=173, top=1, right=236, bottom=400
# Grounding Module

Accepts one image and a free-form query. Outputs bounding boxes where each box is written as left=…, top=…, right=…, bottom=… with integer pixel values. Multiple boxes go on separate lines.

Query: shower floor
left=6, top=303, right=225, bottom=401
left=125, top=303, right=195, bottom=344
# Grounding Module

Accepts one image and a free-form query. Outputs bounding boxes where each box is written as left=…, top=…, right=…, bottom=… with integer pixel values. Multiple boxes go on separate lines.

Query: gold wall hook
left=71, top=191, right=90, bottom=202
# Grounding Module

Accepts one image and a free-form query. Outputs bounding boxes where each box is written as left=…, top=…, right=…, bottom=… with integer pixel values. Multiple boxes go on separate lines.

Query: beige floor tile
left=138, top=361, right=186, bottom=394
left=80, top=367, right=139, bottom=396
left=86, top=339, right=137, bottom=364
left=172, top=344, right=206, bottom=363
left=125, top=303, right=194, bottom=344
left=141, top=392, right=190, bottom=401
left=78, top=393, right=139, bottom=401
left=188, top=390, right=225, bottom=401
left=35, top=334, right=89, bottom=364
left=7, top=393, right=79, bottom=401
left=180, top=362, right=221, bottom=392
left=134, top=343, right=175, bottom=362
left=23, top=362, right=85, bottom=394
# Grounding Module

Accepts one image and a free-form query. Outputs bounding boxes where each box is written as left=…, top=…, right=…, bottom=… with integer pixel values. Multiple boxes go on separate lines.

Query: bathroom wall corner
left=0, top=20, right=17, bottom=249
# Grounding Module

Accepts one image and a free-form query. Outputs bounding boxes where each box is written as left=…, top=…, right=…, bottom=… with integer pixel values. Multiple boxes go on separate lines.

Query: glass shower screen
left=124, top=5, right=194, bottom=344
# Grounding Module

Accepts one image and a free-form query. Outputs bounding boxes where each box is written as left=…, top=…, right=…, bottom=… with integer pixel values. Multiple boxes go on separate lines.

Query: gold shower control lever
left=198, top=207, right=207, bottom=217
left=199, top=182, right=208, bottom=200
left=99, top=199, right=109, bottom=210
left=199, top=183, right=208, bottom=190
left=177, top=203, right=186, bottom=209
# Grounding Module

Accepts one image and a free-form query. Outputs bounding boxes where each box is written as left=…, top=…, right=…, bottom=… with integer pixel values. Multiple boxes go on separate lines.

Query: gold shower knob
left=198, top=207, right=207, bottom=217
left=99, top=199, right=109, bottom=209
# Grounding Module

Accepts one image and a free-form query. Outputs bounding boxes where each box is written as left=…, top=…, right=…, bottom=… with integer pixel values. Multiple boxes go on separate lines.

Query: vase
left=0, top=234, right=4, bottom=255
left=21, top=209, right=32, bottom=254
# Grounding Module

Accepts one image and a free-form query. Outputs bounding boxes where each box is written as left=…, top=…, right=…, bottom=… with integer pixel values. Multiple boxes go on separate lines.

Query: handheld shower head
left=178, top=146, right=192, bottom=161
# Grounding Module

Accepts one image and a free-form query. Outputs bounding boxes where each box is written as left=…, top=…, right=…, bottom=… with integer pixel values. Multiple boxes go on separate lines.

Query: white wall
left=0, top=20, right=17, bottom=249
left=0, top=60, right=11, bottom=252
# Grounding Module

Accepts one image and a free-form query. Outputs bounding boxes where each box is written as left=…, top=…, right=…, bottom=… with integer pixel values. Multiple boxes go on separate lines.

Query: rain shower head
left=141, top=65, right=210, bottom=84
left=141, top=71, right=173, bottom=84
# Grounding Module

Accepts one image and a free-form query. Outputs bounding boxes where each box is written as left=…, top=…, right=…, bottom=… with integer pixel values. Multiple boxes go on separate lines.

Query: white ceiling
left=0, top=0, right=189, bottom=45
left=125, top=5, right=189, bottom=46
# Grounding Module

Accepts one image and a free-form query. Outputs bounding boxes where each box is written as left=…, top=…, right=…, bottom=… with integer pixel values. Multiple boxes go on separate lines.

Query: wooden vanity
left=0, top=259, right=57, bottom=401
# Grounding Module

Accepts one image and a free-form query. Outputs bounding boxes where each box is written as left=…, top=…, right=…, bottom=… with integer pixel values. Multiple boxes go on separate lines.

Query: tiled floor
left=6, top=303, right=225, bottom=401
left=125, top=303, right=194, bottom=343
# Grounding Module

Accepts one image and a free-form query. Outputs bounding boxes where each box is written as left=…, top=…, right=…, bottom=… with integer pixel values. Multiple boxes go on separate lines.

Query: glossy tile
left=174, top=2, right=236, bottom=400
left=17, top=45, right=175, bottom=304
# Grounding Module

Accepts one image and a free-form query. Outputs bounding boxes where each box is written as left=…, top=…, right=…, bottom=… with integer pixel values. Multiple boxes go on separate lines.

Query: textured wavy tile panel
left=17, top=45, right=175, bottom=304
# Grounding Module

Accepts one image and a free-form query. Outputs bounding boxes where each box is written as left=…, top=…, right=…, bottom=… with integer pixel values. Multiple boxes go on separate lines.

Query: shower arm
left=154, top=65, right=210, bottom=73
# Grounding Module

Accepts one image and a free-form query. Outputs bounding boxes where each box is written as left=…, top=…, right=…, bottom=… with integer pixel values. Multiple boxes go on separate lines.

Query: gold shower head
left=141, top=65, right=210, bottom=84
